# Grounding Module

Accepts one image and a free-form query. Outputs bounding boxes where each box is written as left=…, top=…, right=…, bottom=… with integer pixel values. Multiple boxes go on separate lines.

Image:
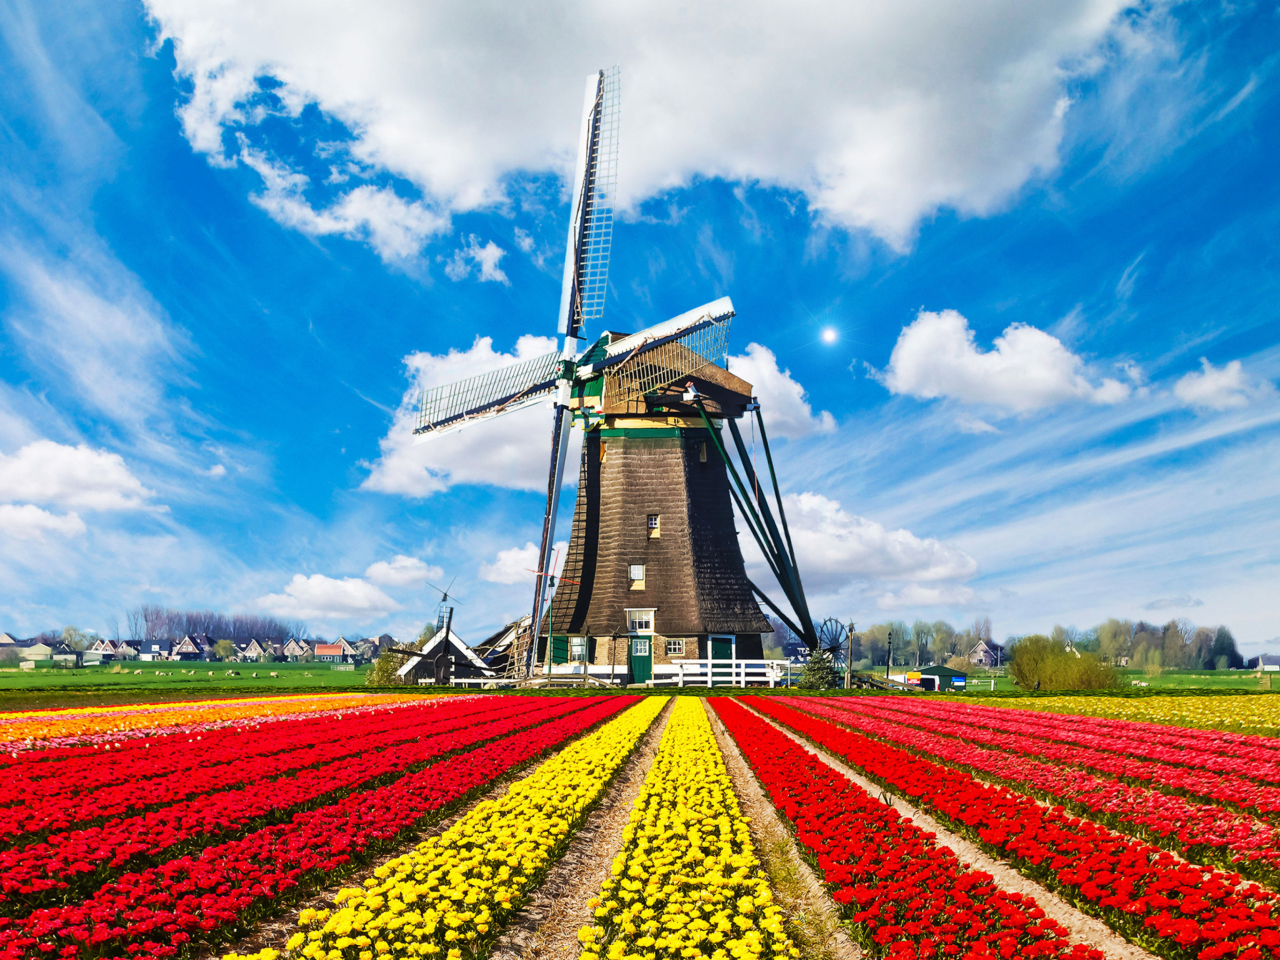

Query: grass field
left=957, top=667, right=1269, bottom=693
left=0, top=661, right=375, bottom=711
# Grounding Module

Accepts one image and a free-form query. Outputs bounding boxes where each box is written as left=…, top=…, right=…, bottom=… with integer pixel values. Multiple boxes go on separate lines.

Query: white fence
left=655, top=658, right=789, bottom=687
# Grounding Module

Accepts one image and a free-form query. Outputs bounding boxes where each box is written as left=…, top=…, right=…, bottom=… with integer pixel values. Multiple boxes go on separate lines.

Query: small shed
left=918, top=665, right=968, bottom=692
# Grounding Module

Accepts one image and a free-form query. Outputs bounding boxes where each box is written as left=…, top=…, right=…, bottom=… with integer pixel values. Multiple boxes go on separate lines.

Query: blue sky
left=1, top=0, right=1278, bottom=648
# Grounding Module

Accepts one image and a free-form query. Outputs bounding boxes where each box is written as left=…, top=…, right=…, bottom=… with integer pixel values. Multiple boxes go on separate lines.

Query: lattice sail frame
left=601, top=317, right=731, bottom=411
left=563, top=66, right=620, bottom=340
left=414, top=351, right=559, bottom=437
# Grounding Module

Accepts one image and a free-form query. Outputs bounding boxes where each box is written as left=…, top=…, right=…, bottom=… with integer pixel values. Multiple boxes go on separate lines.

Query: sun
left=821, top=327, right=838, bottom=344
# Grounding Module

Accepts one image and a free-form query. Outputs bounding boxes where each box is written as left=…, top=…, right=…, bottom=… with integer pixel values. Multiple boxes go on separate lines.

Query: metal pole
left=886, top=631, right=892, bottom=680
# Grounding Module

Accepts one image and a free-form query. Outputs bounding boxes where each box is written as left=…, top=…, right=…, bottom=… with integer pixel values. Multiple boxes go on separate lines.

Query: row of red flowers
left=0, top=699, right=501, bottom=846
left=787, top=696, right=1280, bottom=888
left=747, top=696, right=1280, bottom=960
left=0, top=696, right=633, bottom=960
left=875, top=696, right=1280, bottom=780
left=711, top=698, right=1099, bottom=960
left=844, top=695, right=1280, bottom=797
left=0, top=696, right=587, bottom=912
left=0, top=698, right=439, bottom=775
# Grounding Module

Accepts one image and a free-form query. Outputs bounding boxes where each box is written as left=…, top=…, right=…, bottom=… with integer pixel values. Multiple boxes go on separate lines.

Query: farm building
left=918, top=666, right=968, bottom=691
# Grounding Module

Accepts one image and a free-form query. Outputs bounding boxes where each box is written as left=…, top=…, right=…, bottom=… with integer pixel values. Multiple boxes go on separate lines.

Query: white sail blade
left=414, top=350, right=559, bottom=440
left=558, top=65, right=620, bottom=341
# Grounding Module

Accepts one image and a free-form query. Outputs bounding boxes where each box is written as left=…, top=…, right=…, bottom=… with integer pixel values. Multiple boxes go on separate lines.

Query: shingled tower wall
left=549, top=420, right=769, bottom=661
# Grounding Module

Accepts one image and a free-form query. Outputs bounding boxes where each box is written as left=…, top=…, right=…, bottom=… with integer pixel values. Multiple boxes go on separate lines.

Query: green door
left=551, top=635, right=569, bottom=664
left=710, top=635, right=733, bottom=686
left=630, top=636, right=652, bottom=684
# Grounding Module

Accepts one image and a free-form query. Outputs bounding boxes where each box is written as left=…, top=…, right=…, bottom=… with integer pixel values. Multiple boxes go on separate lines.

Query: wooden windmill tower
left=414, top=67, right=818, bottom=683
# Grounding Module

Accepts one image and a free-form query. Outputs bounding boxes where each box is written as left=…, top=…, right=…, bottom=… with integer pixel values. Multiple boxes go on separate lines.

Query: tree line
left=767, top=615, right=995, bottom=669
left=122, top=605, right=309, bottom=643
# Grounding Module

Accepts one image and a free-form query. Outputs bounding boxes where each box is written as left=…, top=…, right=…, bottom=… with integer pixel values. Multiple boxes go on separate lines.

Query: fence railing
left=655, top=658, right=789, bottom=687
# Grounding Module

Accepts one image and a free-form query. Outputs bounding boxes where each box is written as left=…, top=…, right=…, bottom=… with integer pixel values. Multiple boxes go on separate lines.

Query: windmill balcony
left=536, top=658, right=788, bottom=687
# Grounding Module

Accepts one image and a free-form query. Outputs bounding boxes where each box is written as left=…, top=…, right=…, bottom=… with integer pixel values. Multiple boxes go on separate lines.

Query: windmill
left=423, top=577, right=462, bottom=638
left=414, top=66, right=819, bottom=683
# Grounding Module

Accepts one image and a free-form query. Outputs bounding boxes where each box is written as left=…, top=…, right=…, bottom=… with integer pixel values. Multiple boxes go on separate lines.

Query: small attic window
left=628, top=563, right=646, bottom=589
left=647, top=514, right=660, bottom=538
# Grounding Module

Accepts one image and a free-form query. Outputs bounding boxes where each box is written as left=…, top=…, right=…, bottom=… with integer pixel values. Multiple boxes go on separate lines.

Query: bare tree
left=127, top=608, right=144, bottom=644
left=123, top=605, right=307, bottom=642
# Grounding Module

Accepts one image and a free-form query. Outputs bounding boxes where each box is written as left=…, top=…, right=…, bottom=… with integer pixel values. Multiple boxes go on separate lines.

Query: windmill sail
left=559, top=65, right=620, bottom=340
left=519, top=65, right=622, bottom=682
left=414, top=350, right=559, bottom=438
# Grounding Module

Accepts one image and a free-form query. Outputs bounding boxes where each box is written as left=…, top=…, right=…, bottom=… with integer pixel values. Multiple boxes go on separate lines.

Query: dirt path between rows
left=738, top=699, right=1158, bottom=960
left=486, top=697, right=674, bottom=960
left=703, top=699, right=861, bottom=960
left=206, top=707, right=634, bottom=960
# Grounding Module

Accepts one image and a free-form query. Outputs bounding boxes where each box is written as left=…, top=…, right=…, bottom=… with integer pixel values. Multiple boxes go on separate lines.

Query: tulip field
left=2, top=691, right=1279, bottom=960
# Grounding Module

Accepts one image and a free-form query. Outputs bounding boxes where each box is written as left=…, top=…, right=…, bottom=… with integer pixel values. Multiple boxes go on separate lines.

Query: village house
left=968, top=637, right=1005, bottom=668
left=282, top=637, right=310, bottom=661
left=139, top=638, right=172, bottom=661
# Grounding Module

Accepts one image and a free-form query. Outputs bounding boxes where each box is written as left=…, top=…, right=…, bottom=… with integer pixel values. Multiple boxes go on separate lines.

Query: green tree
left=1009, top=634, right=1117, bottom=691
left=911, top=620, right=934, bottom=666
left=862, top=624, right=889, bottom=666
left=213, top=639, right=236, bottom=661
left=797, top=649, right=838, bottom=689
left=59, top=626, right=94, bottom=651
left=1210, top=626, right=1243, bottom=669
left=930, top=620, right=956, bottom=663
left=1096, top=618, right=1132, bottom=664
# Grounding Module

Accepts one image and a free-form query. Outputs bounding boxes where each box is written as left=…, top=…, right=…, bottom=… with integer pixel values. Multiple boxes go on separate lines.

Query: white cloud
left=208, top=463, right=227, bottom=477
left=365, top=554, right=443, bottom=587
left=876, top=583, right=977, bottom=610
left=776, top=492, right=978, bottom=592
left=144, top=0, right=1138, bottom=251
left=0, top=504, right=87, bottom=541
left=883, top=309, right=1130, bottom=413
left=1145, top=594, right=1204, bottom=611
left=480, top=540, right=568, bottom=585
left=955, top=414, right=1000, bottom=435
left=1173, top=358, right=1257, bottom=412
left=256, top=573, right=400, bottom=622
left=727, top=343, right=835, bottom=440
left=444, top=236, right=509, bottom=284
left=0, top=248, right=182, bottom=431
left=240, top=147, right=447, bottom=261
left=361, top=334, right=581, bottom=496
left=0, top=440, right=153, bottom=510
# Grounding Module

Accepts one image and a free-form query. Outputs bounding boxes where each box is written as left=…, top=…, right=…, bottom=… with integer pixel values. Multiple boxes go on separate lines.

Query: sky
left=1, top=0, right=1278, bottom=649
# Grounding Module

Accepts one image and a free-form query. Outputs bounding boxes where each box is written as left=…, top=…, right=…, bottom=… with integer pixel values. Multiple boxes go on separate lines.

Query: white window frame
left=626, top=608, right=655, bottom=635
left=666, top=637, right=685, bottom=657
left=628, top=563, right=645, bottom=581
left=569, top=636, right=587, bottom=661
left=631, top=637, right=651, bottom=656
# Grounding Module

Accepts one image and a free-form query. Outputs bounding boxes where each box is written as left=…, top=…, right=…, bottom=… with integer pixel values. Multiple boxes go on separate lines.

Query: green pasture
left=0, top=661, right=374, bottom=711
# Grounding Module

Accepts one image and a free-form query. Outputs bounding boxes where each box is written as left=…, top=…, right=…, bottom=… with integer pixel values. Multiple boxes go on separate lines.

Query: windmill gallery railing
left=534, top=657, right=789, bottom=687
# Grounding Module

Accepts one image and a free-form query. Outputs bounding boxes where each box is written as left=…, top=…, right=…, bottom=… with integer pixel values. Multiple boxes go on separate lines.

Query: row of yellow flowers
left=226, top=695, right=668, bottom=960
left=0, top=692, right=419, bottom=745
left=990, top=692, right=1280, bottom=735
left=577, top=698, right=797, bottom=960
